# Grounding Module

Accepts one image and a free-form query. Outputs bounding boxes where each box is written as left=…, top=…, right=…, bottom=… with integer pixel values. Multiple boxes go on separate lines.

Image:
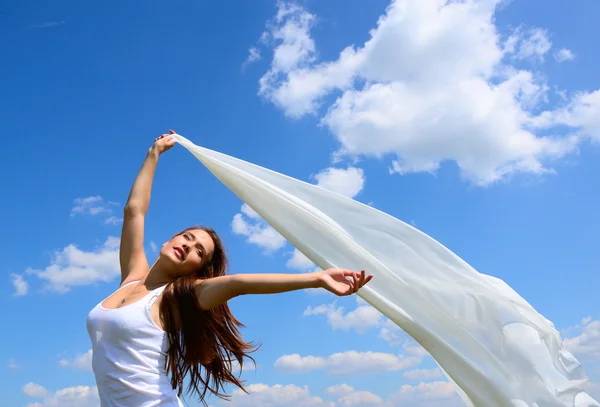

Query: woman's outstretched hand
left=316, top=268, right=373, bottom=296
left=150, top=130, right=177, bottom=155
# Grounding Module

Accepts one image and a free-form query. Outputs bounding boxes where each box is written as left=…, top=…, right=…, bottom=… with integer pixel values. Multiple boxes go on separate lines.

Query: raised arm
left=195, top=268, right=373, bottom=309
left=119, top=131, right=176, bottom=285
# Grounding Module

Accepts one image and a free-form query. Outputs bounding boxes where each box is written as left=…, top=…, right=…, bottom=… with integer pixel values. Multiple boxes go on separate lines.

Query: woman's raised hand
left=150, top=129, right=177, bottom=155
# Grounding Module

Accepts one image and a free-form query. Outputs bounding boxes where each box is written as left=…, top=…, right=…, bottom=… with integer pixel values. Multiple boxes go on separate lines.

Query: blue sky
left=2, top=0, right=600, bottom=406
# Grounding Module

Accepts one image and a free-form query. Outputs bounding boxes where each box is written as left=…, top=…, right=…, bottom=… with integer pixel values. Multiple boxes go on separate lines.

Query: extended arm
left=119, top=132, right=176, bottom=285
left=195, top=269, right=372, bottom=309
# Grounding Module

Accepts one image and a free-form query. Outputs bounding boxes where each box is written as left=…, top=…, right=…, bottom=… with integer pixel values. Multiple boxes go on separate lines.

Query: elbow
left=228, top=275, right=247, bottom=297
left=123, top=203, right=145, bottom=217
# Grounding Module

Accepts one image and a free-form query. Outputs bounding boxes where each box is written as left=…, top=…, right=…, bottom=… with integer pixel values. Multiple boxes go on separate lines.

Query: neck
left=143, top=258, right=176, bottom=289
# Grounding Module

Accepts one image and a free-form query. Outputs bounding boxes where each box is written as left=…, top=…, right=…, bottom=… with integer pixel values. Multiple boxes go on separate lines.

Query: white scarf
left=172, top=133, right=598, bottom=407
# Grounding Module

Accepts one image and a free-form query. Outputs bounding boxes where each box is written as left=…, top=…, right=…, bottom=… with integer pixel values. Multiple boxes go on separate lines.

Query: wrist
left=310, top=271, right=325, bottom=289
left=147, top=147, right=160, bottom=160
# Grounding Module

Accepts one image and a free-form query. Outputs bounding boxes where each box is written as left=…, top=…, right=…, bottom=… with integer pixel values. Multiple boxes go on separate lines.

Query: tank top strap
left=146, top=283, right=169, bottom=310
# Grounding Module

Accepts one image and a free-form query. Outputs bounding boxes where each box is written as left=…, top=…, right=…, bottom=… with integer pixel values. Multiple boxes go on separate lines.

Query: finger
left=352, top=273, right=360, bottom=293
left=364, top=275, right=373, bottom=285
left=359, top=269, right=365, bottom=287
left=342, top=269, right=355, bottom=277
left=169, top=129, right=176, bottom=134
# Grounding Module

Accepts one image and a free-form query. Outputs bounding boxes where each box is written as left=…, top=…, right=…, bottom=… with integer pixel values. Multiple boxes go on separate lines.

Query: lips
left=173, top=247, right=185, bottom=260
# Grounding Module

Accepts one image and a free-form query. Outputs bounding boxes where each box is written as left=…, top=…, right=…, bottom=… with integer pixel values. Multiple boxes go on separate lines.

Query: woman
left=86, top=130, right=373, bottom=407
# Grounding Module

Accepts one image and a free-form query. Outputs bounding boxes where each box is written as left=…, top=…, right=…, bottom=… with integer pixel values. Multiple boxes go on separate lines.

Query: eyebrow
left=186, top=232, right=207, bottom=259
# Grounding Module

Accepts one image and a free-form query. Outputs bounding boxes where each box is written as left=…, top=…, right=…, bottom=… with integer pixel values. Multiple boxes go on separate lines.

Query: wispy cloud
left=58, top=349, right=93, bottom=371
left=28, top=21, right=65, bottom=29
left=71, top=195, right=122, bottom=225
left=104, top=216, right=123, bottom=225
left=10, top=273, right=28, bottom=296
left=564, top=318, right=600, bottom=364
left=554, top=48, right=575, bottom=63
left=242, top=47, right=262, bottom=71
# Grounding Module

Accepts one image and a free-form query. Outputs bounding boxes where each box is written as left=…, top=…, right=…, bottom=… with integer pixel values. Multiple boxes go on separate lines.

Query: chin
left=159, top=251, right=179, bottom=264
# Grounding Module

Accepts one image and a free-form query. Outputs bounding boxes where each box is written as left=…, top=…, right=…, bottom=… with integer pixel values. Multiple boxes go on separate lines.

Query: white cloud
left=530, top=89, right=600, bottom=143
left=326, top=384, right=355, bottom=395
left=11, top=273, right=28, bottom=296
left=274, top=354, right=327, bottom=373
left=210, top=380, right=464, bottom=407
left=23, top=383, right=99, bottom=407
left=554, top=48, right=575, bottom=63
left=103, top=216, right=122, bottom=225
left=403, top=368, right=443, bottom=380
left=274, top=350, right=421, bottom=375
left=71, top=196, right=114, bottom=216
left=335, top=389, right=382, bottom=407
left=225, top=383, right=327, bottom=407
left=303, top=299, right=432, bottom=361
left=388, top=381, right=461, bottom=407
left=231, top=210, right=287, bottom=252
left=564, top=319, right=600, bottom=364
left=241, top=203, right=261, bottom=219
left=313, top=167, right=366, bottom=198
left=303, top=301, right=383, bottom=333
left=326, top=384, right=385, bottom=407
left=507, top=27, right=552, bottom=62
left=25, top=236, right=120, bottom=293
left=59, top=349, right=93, bottom=371
left=378, top=318, right=405, bottom=346
left=561, top=316, right=593, bottom=336
left=23, top=382, right=49, bottom=398
left=286, top=248, right=316, bottom=270
left=149, top=241, right=158, bottom=253
left=243, top=47, right=262, bottom=70
left=71, top=196, right=121, bottom=225
left=322, top=73, right=574, bottom=185
left=402, top=340, right=431, bottom=358
left=257, top=2, right=322, bottom=117
left=256, top=0, right=598, bottom=185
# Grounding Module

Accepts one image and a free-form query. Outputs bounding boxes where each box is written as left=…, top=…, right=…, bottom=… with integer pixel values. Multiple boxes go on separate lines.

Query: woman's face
left=160, top=228, right=215, bottom=276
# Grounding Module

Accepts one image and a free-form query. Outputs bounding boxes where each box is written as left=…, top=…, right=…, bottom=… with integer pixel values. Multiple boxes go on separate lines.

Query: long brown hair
left=159, top=225, right=257, bottom=406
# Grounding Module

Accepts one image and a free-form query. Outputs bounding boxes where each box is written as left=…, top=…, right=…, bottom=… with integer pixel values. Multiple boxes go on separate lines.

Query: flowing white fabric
left=172, top=133, right=598, bottom=407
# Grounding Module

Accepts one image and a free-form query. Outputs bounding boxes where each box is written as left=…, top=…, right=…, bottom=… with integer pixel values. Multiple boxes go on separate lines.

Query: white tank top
left=86, top=281, right=184, bottom=407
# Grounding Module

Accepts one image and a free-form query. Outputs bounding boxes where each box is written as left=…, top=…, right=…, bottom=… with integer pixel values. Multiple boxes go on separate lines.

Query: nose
left=182, top=244, right=189, bottom=253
